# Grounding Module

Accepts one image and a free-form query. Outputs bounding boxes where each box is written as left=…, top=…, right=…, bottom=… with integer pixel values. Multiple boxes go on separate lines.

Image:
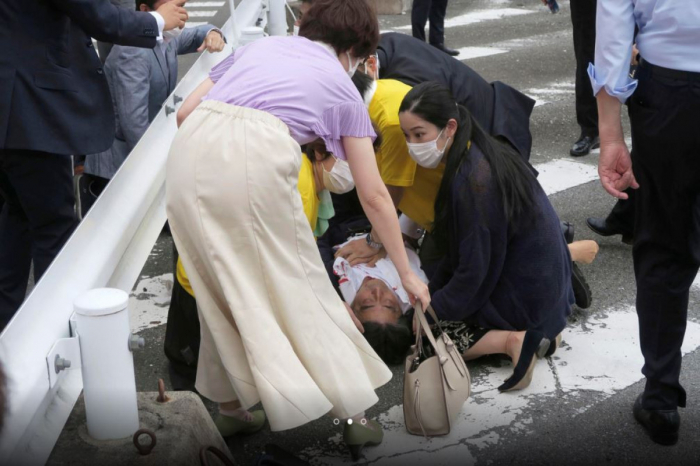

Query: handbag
left=403, top=304, right=471, bottom=437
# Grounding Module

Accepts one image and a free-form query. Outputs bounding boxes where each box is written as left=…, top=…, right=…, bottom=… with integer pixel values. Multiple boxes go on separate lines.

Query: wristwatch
left=366, top=232, right=383, bottom=250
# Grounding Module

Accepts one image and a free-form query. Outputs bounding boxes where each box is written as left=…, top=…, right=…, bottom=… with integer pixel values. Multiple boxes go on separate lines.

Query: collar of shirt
left=363, top=80, right=378, bottom=108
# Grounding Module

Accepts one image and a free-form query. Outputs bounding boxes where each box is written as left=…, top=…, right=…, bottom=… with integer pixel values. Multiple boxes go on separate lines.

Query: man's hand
left=631, top=44, right=640, bottom=66
left=599, top=140, right=639, bottom=198
left=198, top=30, right=225, bottom=53
left=335, top=238, right=384, bottom=267
left=344, top=302, right=364, bottom=334
left=596, top=89, right=640, bottom=199
left=158, top=0, right=188, bottom=31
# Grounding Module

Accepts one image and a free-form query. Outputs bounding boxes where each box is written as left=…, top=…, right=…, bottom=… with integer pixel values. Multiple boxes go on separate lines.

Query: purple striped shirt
left=205, top=36, right=375, bottom=160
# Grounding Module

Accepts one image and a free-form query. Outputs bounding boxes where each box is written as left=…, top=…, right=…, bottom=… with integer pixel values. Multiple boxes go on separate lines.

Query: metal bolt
left=165, top=105, right=175, bottom=116
left=173, top=94, right=183, bottom=104
left=128, top=333, right=145, bottom=351
left=55, top=354, right=71, bottom=374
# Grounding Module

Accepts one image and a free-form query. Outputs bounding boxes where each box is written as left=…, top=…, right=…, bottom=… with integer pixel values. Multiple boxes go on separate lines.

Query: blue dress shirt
left=588, top=0, right=700, bottom=103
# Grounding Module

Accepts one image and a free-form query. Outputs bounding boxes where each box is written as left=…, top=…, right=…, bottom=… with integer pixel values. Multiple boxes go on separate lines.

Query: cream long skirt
left=165, top=101, right=392, bottom=431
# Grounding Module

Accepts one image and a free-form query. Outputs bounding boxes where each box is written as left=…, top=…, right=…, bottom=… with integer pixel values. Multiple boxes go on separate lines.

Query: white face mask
left=162, top=27, right=183, bottom=44
left=322, top=158, right=355, bottom=194
left=407, top=129, right=451, bottom=169
left=293, top=25, right=300, bottom=36
left=346, top=51, right=361, bottom=78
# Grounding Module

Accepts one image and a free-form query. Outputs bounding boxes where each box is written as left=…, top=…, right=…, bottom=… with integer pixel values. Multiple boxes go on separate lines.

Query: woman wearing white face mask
left=167, top=0, right=430, bottom=459
left=399, top=82, right=576, bottom=393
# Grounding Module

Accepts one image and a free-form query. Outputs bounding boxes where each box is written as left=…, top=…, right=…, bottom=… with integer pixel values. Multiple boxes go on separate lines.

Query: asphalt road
left=124, top=1, right=700, bottom=465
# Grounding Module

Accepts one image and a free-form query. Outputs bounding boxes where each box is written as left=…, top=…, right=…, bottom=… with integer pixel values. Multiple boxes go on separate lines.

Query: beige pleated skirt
left=165, top=101, right=392, bottom=431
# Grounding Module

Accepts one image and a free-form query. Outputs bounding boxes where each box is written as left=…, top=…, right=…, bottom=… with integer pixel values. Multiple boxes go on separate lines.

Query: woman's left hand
left=335, top=239, right=384, bottom=266
left=401, top=271, right=431, bottom=312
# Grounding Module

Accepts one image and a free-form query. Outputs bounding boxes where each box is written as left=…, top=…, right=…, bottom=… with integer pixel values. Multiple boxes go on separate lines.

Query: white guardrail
left=0, top=1, right=288, bottom=463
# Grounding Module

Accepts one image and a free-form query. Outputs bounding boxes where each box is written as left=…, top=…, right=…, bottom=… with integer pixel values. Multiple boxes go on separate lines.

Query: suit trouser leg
left=0, top=150, right=77, bottom=325
left=570, top=0, right=598, bottom=136
left=412, top=0, right=432, bottom=42
left=605, top=189, right=636, bottom=235
left=428, top=0, right=448, bottom=46
left=629, top=67, right=700, bottom=410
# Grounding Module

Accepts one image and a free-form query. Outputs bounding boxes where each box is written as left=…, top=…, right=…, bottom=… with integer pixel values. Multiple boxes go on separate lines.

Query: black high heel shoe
left=498, top=330, right=549, bottom=392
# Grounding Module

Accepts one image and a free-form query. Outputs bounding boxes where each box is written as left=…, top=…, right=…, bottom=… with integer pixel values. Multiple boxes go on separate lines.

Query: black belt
left=639, top=58, right=700, bottom=81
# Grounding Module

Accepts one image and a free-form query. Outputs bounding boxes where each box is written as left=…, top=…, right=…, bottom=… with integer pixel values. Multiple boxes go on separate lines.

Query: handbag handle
left=413, top=302, right=449, bottom=365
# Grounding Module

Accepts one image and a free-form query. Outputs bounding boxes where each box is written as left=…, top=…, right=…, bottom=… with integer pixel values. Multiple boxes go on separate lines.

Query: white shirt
left=588, top=0, right=700, bottom=103
left=333, top=235, right=428, bottom=313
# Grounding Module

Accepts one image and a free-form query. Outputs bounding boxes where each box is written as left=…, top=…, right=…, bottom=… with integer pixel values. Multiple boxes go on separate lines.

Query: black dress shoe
left=432, top=43, right=459, bottom=56
left=586, top=217, right=633, bottom=245
left=633, top=394, right=680, bottom=446
left=571, top=263, right=592, bottom=309
left=570, top=135, right=600, bottom=157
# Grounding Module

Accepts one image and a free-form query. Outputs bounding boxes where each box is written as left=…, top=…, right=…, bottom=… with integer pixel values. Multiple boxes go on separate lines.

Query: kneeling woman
left=399, top=82, right=574, bottom=391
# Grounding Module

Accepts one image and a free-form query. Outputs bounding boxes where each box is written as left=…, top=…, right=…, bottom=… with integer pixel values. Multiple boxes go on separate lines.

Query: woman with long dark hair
left=399, top=82, right=574, bottom=391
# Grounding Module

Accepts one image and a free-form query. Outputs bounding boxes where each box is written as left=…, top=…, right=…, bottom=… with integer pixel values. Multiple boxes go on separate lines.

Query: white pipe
left=74, top=289, right=139, bottom=440
left=268, top=0, right=287, bottom=36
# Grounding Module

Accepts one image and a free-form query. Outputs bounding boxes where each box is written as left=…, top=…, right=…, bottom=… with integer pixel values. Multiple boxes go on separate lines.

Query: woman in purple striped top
left=166, top=0, right=430, bottom=459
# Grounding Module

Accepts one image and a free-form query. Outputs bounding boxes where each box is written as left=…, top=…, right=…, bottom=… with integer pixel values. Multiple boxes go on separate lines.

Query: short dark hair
left=362, top=315, right=412, bottom=365
left=136, top=0, right=158, bottom=11
left=299, top=0, right=379, bottom=57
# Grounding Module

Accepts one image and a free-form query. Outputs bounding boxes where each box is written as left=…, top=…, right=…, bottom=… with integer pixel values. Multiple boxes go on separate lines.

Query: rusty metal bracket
left=133, top=429, right=157, bottom=456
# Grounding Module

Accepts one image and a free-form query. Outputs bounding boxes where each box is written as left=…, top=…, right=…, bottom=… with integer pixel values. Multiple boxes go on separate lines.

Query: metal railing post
left=268, top=0, right=287, bottom=36
left=74, top=289, right=140, bottom=440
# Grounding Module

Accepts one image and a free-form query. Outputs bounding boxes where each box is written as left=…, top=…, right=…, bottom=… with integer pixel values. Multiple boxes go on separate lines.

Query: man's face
left=352, top=278, right=402, bottom=325
left=295, top=1, right=312, bottom=27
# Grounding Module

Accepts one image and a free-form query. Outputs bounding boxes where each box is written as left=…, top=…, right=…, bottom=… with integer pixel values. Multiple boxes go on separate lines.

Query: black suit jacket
left=0, top=0, right=159, bottom=155
left=377, top=33, right=536, bottom=161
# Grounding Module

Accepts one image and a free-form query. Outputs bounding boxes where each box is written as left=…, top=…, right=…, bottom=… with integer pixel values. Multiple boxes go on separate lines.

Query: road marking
left=395, top=8, right=535, bottom=30
left=188, top=10, right=218, bottom=17
left=534, top=159, right=599, bottom=195
left=185, top=21, right=209, bottom=28
left=454, top=46, right=509, bottom=60
left=525, top=80, right=575, bottom=109
left=129, top=274, right=173, bottom=332
left=188, top=1, right=225, bottom=6
left=302, top=308, right=700, bottom=464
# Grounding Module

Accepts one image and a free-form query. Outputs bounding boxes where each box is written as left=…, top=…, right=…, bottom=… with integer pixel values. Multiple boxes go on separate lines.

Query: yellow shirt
left=369, top=79, right=444, bottom=230
left=177, top=154, right=319, bottom=297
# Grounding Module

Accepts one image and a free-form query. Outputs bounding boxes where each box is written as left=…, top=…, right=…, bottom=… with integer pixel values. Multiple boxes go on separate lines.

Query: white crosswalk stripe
left=395, top=8, right=535, bottom=31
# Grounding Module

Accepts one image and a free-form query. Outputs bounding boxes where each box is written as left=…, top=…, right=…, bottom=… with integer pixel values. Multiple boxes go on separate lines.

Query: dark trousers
left=629, top=63, right=700, bottom=410
left=0, top=150, right=77, bottom=326
left=606, top=188, right=636, bottom=234
left=570, top=0, right=598, bottom=136
left=412, top=0, right=449, bottom=46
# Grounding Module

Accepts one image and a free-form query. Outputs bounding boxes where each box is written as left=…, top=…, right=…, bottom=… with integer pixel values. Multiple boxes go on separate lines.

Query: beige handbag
left=403, top=304, right=471, bottom=437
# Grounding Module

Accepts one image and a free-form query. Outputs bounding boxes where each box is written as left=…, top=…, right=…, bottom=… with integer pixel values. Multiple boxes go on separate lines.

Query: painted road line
left=185, top=21, right=209, bottom=28
left=525, top=81, right=575, bottom=109
left=534, top=159, right=599, bottom=196
left=395, top=8, right=535, bottom=30
left=188, top=10, right=218, bottom=17
left=302, top=307, right=700, bottom=464
left=188, top=1, right=225, bottom=6
left=129, top=273, right=173, bottom=332
left=454, top=46, right=509, bottom=60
